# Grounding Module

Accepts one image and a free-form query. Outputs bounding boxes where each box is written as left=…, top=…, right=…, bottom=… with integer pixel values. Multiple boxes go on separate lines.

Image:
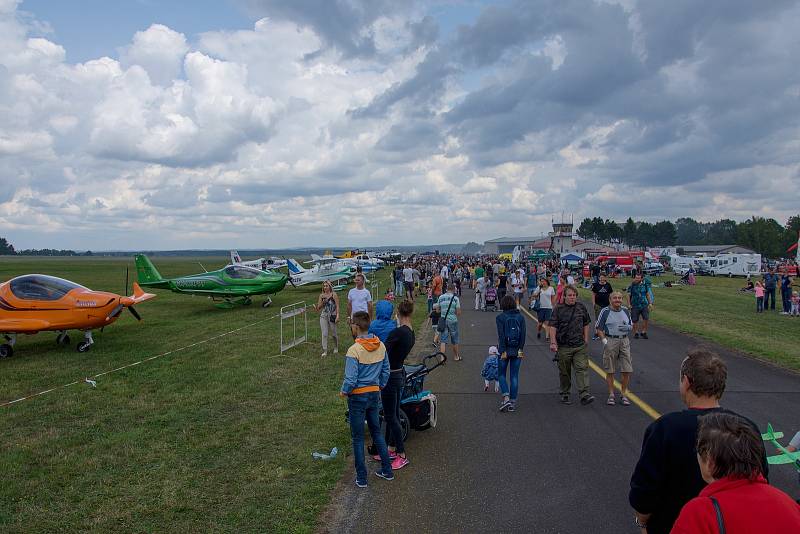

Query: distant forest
left=576, top=215, right=800, bottom=258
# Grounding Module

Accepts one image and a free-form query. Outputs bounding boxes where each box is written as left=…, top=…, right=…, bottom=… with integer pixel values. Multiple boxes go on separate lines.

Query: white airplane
left=286, top=258, right=355, bottom=287
left=230, top=250, right=287, bottom=271
left=341, top=253, right=384, bottom=272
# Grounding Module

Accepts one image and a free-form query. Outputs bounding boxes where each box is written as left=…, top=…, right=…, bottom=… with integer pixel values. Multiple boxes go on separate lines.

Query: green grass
left=581, top=275, right=800, bottom=371
left=0, top=257, right=425, bottom=533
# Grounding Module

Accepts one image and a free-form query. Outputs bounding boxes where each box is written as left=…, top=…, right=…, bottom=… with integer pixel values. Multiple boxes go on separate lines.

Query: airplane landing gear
left=262, top=297, right=272, bottom=308
left=77, top=331, right=94, bottom=353
left=1, top=334, right=16, bottom=358
left=57, top=331, right=71, bottom=346
left=244, top=297, right=253, bottom=306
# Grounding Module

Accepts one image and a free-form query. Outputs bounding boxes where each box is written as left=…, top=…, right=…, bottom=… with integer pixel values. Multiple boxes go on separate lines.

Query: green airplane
left=134, top=254, right=290, bottom=309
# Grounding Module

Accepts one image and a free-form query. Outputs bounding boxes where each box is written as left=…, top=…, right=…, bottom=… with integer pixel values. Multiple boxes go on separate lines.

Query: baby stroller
left=354, top=352, right=446, bottom=456
left=484, top=286, right=498, bottom=311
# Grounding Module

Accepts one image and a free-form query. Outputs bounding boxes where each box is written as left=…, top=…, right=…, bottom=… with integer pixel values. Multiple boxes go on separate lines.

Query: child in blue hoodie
left=341, top=311, right=394, bottom=487
left=481, top=346, right=500, bottom=392
left=368, top=300, right=397, bottom=343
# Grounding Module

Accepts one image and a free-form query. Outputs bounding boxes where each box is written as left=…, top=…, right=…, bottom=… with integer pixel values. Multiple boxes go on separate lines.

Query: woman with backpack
left=496, top=295, right=527, bottom=412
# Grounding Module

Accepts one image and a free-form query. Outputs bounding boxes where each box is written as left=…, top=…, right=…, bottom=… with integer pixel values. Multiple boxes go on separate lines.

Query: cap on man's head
left=489, top=346, right=499, bottom=355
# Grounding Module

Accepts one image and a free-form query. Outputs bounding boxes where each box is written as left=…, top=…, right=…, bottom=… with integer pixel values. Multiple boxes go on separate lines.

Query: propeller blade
left=107, top=304, right=124, bottom=320
left=128, top=306, right=142, bottom=321
left=289, top=277, right=297, bottom=288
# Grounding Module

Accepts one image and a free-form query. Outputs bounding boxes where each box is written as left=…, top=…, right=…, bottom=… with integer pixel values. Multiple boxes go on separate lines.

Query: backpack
left=506, top=317, right=522, bottom=348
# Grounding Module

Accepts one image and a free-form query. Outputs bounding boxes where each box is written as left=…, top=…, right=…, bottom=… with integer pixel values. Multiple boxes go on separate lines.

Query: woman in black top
left=381, top=299, right=416, bottom=470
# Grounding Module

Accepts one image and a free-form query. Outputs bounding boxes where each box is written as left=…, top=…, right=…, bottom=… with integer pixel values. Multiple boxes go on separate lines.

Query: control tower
left=549, top=216, right=574, bottom=254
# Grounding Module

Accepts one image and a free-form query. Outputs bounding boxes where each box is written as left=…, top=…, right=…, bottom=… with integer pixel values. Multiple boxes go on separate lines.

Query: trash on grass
left=312, top=447, right=338, bottom=460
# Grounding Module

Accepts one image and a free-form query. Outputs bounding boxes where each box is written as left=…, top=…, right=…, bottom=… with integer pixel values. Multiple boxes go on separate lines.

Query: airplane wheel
left=77, top=342, right=91, bottom=353
left=244, top=297, right=252, bottom=306
left=262, top=299, right=272, bottom=308
left=0, top=344, right=12, bottom=358
left=58, top=335, right=71, bottom=346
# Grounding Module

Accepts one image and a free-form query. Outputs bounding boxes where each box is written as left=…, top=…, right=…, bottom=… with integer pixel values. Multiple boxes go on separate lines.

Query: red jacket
left=671, top=475, right=800, bottom=534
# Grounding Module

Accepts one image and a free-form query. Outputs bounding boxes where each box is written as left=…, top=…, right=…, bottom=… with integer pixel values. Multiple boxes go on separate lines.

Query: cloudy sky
left=1, top=0, right=799, bottom=250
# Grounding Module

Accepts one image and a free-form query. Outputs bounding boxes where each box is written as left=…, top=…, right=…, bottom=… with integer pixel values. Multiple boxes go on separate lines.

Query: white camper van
left=695, top=254, right=761, bottom=277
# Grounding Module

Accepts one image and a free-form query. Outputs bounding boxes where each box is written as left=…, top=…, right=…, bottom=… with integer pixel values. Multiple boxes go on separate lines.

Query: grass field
left=581, top=274, right=800, bottom=371
left=0, top=257, right=427, bottom=533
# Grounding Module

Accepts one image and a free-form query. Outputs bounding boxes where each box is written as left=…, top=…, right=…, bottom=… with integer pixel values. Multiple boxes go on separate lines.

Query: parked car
left=643, top=261, right=665, bottom=275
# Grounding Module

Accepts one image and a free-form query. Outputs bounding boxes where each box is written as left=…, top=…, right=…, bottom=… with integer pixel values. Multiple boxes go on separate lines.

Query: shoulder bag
left=437, top=295, right=455, bottom=333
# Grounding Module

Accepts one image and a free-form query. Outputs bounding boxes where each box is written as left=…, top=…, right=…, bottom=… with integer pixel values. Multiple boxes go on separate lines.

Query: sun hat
left=489, top=346, right=499, bottom=355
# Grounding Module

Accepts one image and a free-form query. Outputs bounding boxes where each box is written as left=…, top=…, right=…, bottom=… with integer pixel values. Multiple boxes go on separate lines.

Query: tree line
left=0, top=237, right=89, bottom=256
left=576, top=215, right=800, bottom=258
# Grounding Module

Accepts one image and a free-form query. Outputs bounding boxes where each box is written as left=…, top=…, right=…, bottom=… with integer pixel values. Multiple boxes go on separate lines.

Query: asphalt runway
left=321, top=289, right=800, bottom=534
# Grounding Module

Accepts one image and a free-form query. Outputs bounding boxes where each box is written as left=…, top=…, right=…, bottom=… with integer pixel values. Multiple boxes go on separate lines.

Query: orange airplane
left=0, top=274, right=155, bottom=358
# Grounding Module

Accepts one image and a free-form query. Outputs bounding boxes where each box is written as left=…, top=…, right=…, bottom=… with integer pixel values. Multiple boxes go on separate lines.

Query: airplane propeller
left=107, top=302, right=143, bottom=321
left=128, top=306, right=142, bottom=321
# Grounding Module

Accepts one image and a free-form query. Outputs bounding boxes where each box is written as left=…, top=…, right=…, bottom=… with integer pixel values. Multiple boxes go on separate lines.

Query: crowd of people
left=317, top=254, right=798, bottom=531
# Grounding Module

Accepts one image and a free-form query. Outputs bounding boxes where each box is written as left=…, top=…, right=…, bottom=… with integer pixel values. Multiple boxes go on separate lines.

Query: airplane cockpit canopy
left=9, top=275, right=86, bottom=301
left=224, top=266, right=262, bottom=279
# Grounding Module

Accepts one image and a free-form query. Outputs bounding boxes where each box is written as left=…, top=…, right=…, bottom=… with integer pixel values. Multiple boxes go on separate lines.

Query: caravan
left=695, top=254, right=761, bottom=277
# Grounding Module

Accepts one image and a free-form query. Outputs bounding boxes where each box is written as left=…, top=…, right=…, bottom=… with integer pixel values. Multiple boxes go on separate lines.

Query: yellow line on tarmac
left=520, top=307, right=661, bottom=421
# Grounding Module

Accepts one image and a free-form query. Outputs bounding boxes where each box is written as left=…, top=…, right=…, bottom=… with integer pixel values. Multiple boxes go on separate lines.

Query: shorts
left=537, top=308, right=552, bottom=323
left=602, top=337, right=633, bottom=373
left=631, top=306, right=649, bottom=322
left=440, top=320, right=460, bottom=345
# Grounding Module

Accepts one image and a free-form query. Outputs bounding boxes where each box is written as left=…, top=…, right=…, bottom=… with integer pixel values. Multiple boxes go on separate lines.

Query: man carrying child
left=340, top=311, right=394, bottom=487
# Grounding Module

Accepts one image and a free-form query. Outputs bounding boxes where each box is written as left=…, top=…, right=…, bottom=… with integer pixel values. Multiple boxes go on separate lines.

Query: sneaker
left=591, top=335, right=599, bottom=340
left=355, top=479, right=368, bottom=488
left=580, top=395, right=595, bottom=405
left=321, top=351, right=327, bottom=357
left=372, top=451, right=398, bottom=462
left=560, top=394, right=572, bottom=405
left=499, top=399, right=512, bottom=412
left=333, top=347, right=339, bottom=354
left=431, top=341, right=438, bottom=348
left=494, top=383, right=499, bottom=393
left=507, top=403, right=517, bottom=412
left=641, top=332, right=649, bottom=339
left=374, top=469, right=394, bottom=481
left=391, top=456, right=410, bottom=470
left=621, top=396, right=631, bottom=406
left=606, top=395, right=616, bottom=406
left=484, top=384, right=489, bottom=392
left=634, top=333, right=640, bottom=339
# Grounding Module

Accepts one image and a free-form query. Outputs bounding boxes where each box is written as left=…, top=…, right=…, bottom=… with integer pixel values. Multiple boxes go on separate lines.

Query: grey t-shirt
left=595, top=306, right=633, bottom=337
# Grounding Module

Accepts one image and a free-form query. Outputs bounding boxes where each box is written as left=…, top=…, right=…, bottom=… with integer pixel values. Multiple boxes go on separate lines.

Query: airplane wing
left=0, top=318, right=51, bottom=332
left=768, top=453, right=800, bottom=465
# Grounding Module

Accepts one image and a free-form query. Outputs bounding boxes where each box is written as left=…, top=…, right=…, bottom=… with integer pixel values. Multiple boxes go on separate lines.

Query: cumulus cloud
left=120, top=24, right=189, bottom=86
left=1, top=0, right=800, bottom=250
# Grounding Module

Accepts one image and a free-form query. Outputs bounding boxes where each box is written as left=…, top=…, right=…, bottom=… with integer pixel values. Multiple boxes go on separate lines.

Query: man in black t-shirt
left=629, top=349, right=767, bottom=534
left=590, top=273, right=613, bottom=320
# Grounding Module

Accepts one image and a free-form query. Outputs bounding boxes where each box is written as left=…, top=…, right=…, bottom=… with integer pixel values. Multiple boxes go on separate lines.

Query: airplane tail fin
left=287, top=258, right=305, bottom=274
left=230, top=250, right=242, bottom=264
left=134, top=254, right=168, bottom=288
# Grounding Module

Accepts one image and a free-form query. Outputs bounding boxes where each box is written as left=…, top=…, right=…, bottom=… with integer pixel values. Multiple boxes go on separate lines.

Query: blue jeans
left=395, top=280, right=404, bottom=296
left=782, top=288, right=792, bottom=313
left=348, top=392, right=392, bottom=484
left=498, top=357, right=522, bottom=401
left=765, top=287, right=776, bottom=310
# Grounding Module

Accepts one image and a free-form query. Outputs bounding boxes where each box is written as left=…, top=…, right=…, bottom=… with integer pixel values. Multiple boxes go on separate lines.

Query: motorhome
left=695, top=254, right=762, bottom=277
